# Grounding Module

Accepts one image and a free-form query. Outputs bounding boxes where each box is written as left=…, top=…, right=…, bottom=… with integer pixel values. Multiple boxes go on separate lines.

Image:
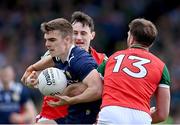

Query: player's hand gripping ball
left=37, top=67, right=67, bottom=96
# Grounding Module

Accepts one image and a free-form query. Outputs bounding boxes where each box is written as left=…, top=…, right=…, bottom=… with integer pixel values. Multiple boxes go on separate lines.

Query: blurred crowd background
left=0, top=0, right=179, bottom=124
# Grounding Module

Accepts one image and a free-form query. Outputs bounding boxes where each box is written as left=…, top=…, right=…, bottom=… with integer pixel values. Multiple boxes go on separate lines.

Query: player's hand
left=26, top=71, right=39, bottom=88
left=47, top=95, right=74, bottom=107
left=21, top=65, right=36, bottom=84
left=150, top=106, right=156, bottom=114
left=9, top=113, right=23, bottom=124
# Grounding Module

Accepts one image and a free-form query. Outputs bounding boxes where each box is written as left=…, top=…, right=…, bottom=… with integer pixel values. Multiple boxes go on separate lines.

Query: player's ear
left=128, top=34, right=135, bottom=45
left=91, top=31, right=95, bottom=40
left=65, top=35, right=72, bottom=43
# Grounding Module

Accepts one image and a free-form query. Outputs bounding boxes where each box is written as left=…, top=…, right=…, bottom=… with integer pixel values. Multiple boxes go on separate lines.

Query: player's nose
left=76, top=33, right=82, bottom=39
left=45, top=41, right=51, bottom=49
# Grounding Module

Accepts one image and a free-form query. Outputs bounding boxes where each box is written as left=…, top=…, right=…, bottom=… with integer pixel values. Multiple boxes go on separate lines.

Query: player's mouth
left=75, top=40, right=84, bottom=45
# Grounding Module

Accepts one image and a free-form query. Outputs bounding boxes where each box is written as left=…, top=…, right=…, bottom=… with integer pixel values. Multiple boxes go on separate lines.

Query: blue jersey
left=53, top=46, right=101, bottom=124
left=0, top=82, right=30, bottom=124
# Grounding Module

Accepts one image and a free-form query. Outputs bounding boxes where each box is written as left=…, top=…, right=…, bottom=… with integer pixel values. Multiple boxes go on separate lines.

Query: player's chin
left=76, top=44, right=85, bottom=49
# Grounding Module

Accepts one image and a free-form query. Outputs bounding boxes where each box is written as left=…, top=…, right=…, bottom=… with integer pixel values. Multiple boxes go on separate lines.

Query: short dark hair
left=71, top=11, right=94, bottom=32
left=129, top=18, right=158, bottom=47
left=41, top=18, right=73, bottom=38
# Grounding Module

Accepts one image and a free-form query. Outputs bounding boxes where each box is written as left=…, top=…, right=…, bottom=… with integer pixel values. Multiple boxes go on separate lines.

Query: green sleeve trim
left=160, top=65, right=171, bottom=86
left=97, top=60, right=107, bottom=76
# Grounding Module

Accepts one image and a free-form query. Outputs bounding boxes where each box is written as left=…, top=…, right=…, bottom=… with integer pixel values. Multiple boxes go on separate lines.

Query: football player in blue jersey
left=0, top=65, right=37, bottom=124
left=22, top=18, right=103, bottom=124
left=22, top=12, right=107, bottom=124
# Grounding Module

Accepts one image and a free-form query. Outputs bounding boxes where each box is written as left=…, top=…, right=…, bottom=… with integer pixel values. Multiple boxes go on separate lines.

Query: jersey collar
left=130, top=44, right=149, bottom=51
left=65, top=45, right=75, bottom=62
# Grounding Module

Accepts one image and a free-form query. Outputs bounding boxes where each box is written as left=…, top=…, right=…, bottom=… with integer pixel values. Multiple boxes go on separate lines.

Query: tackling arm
left=63, top=83, right=88, bottom=97
left=70, top=69, right=103, bottom=104
left=48, top=69, right=103, bottom=107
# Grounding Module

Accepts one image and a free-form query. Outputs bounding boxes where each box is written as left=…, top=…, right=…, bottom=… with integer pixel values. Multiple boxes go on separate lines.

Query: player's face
left=72, top=22, right=95, bottom=52
left=44, top=30, right=68, bottom=57
left=0, top=66, right=15, bottom=83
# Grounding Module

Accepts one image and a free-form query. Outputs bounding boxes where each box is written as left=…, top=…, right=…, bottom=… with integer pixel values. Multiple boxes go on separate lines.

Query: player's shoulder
left=144, top=51, right=165, bottom=66
left=90, top=47, right=107, bottom=58
left=71, top=46, right=88, bottom=56
left=90, top=47, right=105, bottom=55
left=70, top=46, right=92, bottom=61
left=69, top=46, right=97, bottom=67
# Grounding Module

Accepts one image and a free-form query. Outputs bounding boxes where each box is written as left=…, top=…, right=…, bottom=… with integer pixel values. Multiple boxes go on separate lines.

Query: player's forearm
left=70, top=84, right=102, bottom=104
left=151, top=87, right=170, bottom=123
left=151, top=110, right=168, bottom=123
left=68, top=69, right=103, bottom=104
left=63, top=83, right=87, bottom=97
left=32, top=55, right=54, bottom=71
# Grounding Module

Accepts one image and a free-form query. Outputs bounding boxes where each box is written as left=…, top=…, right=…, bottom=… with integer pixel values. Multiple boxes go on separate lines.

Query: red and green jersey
left=98, top=48, right=171, bottom=114
left=90, top=47, right=107, bottom=65
left=40, top=47, right=107, bottom=119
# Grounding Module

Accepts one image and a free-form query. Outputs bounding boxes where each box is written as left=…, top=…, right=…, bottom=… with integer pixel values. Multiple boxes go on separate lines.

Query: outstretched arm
left=21, top=55, right=54, bottom=85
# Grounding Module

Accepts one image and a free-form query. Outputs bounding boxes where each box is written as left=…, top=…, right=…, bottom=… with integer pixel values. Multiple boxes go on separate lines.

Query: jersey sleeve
left=97, top=59, right=107, bottom=77
left=159, top=65, right=171, bottom=88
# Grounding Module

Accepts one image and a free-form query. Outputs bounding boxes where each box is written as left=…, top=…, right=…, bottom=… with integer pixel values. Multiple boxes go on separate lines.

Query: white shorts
left=97, top=106, right=152, bottom=125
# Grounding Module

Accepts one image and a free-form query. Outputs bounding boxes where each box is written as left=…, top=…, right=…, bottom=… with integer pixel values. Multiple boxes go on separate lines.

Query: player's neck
left=130, top=44, right=149, bottom=51
left=59, top=50, right=69, bottom=63
left=61, top=45, right=74, bottom=63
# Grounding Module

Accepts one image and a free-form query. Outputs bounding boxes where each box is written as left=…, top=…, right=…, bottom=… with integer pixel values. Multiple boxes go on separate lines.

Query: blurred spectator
left=173, top=104, right=180, bottom=123
left=0, top=65, right=37, bottom=124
